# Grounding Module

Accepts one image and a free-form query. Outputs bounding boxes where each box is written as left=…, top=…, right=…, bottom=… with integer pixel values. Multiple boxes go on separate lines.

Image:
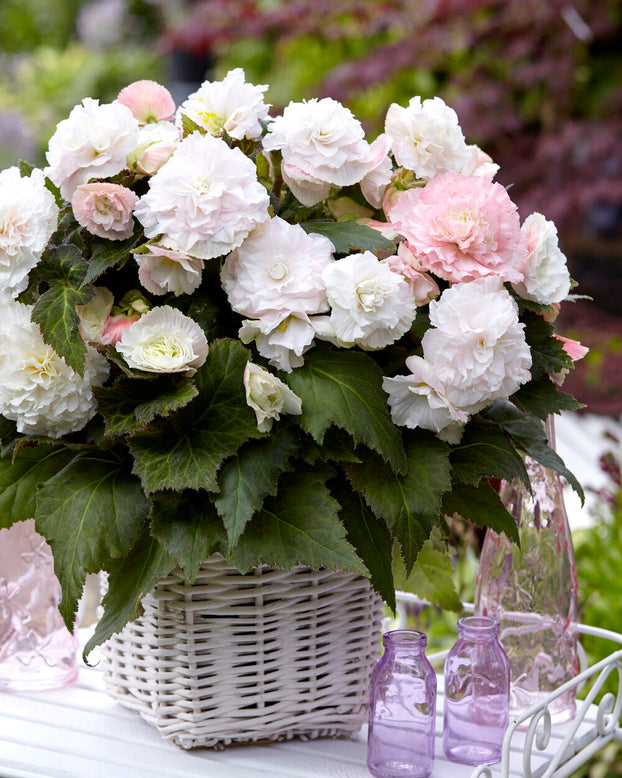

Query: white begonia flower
left=116, top=305, right=208, bottom=373
left=461, top=144, right=500, bottom=179
left=512, top=212, right=571, bottom=305
left=0, top=167, right=59, bottom=301
left=262, top=97, right=379, bottom=206
left=76, top=286, right=114, bottom=343
left=384, top=96, right=472, bottom=181
left=322, top=251, right=417, bottom=350
left=243, top=362, right=302, bottom=432
left=0, top=301, right=109, bottom=437
left=424, top=277, right=532, bottom=413
left=134, top=242, right=204, bottom=296
left=382, top=355, right=468, bottom=444
left=176, top=68, right=270, bottom=140
left=221, top=217, right=334, bottom=319
left=239, top=313, right=321, bottom=373
left=44, top=98, right=139, bottom=201
left=134, top=132, right=270, bottom=260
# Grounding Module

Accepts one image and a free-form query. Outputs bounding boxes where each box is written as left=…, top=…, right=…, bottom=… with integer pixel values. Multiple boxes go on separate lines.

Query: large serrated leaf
left=345, top=433, right=451, bottom=572
left=216, top=427, right=299, bottom=550
left=511, top=376, right=584, bottom=419
left=523, top=312, right=574, bottom=379
left=480, top=401, right=584, bottom=501
left=231, top=469, right=368, bottom=576
left=150, top=491, right=227, bottom=582
left=442, top=481, right=520, bottom=545
left=94, top=375, right=199, bottom=437
left=0, top=445, right=76, bottom=528
left=450, top=418, right=529, bottom=488
left=35, top=450, right=150, bottom=629
left=392, top=528, right=462, bottom=612
left=300, top=219, right=395, bottom=253
left=129, top=339, right=263, bottom=493
left=285, top=349, right=406, bottom=474
left=339, top=488, right=395, bottom=611
left=84, top=534, right=173, bottom=661
left=31, top=244, right=92, bottom=376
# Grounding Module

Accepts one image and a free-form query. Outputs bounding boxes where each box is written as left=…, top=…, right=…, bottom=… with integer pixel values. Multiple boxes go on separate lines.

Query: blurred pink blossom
left=117, top=80, right=176, bottom=124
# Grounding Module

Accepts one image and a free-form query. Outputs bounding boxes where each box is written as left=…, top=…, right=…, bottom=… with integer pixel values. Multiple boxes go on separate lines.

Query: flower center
left=196, top=106, right=227, bottom=135
left=355, top=278, right=386, bottom=311
left=142, top=334, right=192, bottom=363
left=268, top=261, right=288, bottom=281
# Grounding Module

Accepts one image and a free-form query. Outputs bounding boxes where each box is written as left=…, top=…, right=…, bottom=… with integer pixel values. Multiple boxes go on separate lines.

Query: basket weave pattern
left=101, top=554, right=384, bottom=749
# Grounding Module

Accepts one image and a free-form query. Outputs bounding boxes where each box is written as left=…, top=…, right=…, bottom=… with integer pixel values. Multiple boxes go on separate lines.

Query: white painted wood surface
left=0, top=632, right=606, bottom=778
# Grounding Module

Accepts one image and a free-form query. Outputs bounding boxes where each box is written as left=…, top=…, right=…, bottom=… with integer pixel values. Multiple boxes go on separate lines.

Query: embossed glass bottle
left=474, top=418, right=578, bottom=723
left=367, top=630, right=437, bottom=778
left=443, top=616, right=510, bottom=765
left=0, top=519, right=78, bottom=691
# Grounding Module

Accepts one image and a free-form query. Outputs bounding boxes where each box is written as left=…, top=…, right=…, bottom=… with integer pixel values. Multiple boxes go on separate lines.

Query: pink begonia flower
left=360, top=133, right=393, bottom=209
left=551, top=335, right=589, bottom=386
left=72, top=182, right=138, bottom=240
left=117, top=80, right=176, bottom=124
left=395, top=172, right=528, bottom=285
left=101, top=313, right=141, bottom=346
left=557, top=336, right=589, bottom=362
left=382, top=244, right=440, bottom=306
left=129, top=122, right=180, bottom=176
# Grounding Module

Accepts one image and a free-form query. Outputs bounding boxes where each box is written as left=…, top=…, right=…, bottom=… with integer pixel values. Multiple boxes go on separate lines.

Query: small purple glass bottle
left=367, top=630, right=436, bottom=778
left=443, top=616, right=510, bottom=766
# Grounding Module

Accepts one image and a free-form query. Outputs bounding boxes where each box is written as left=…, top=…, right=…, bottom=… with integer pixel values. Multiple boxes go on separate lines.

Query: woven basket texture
left=100, top=554, right=384, bottom=749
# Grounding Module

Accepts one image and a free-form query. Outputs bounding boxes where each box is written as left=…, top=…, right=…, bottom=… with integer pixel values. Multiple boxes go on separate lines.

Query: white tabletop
left=0, top=635, right=612, bottom=778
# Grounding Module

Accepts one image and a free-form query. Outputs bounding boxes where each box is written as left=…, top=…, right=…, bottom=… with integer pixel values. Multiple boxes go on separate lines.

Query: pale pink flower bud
left=72, top=182, right=138, bottom=241
left=383, top=244, right=440, bottom=306
left=556, top=335, right=589, bottom=362
left=101, top=313, right=141, bottom=346
left=117, top=80, right=176, bottom=124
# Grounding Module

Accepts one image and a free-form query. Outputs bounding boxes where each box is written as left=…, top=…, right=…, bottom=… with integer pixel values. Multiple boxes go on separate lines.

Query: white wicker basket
left=100, top=554, right=384, bottom=749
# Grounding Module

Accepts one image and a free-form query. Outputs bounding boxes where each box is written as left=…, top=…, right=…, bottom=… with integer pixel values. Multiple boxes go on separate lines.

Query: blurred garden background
left=1, top=1, right=621, bottom=774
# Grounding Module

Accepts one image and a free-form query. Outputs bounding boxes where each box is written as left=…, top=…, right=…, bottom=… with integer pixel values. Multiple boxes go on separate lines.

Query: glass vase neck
left=456, top=616, right=499, bottom=641
left=382, top=629, right=427, bottom=653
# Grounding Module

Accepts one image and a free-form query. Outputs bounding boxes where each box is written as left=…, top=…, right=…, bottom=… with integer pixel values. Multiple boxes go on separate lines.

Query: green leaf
left=130, top=339, right=263, bottom=493
left=179, top=113, right=206, bottom=138
left=479, top=401, right=584, bottom=501
left=215, top=427, right=299, bottom=550
left=94, top=375, right=199, bottom=437
left=35, top=450, right=150, bottom=629
left=300, top=219, right=395, bottom=253
left=231, top=469, right=368, bottom=576
left=450, top=418, right=529, bottom=488
left=0, top=416, right=19, bottom=451
left=0, top=445, right=76, bottom=528
left=345, top=433, right=451, bottom=572
left=511, top=376, right=584, bottom=419
left=150, top=492, right=227, bottom=581
left=523, top=312, right=574, bottom=379
left=442, top=481, right=520, bottom=545
left=285, top=349, right=406, bottom=474
left=84, top=534, right=173, bottom=661
left=392, top=528, right=462, bottom=611
left=31, top=244, right=92, bottom=376
left=339, top=488, right=395, bottom=611
left=84, top=230, right=142, bottom=284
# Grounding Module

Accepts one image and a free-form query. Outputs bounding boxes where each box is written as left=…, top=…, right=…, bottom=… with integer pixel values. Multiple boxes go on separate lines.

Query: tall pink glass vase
left=0, top=519, right=78, bottom=691
left=474, top=417, right=578, bottom=724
